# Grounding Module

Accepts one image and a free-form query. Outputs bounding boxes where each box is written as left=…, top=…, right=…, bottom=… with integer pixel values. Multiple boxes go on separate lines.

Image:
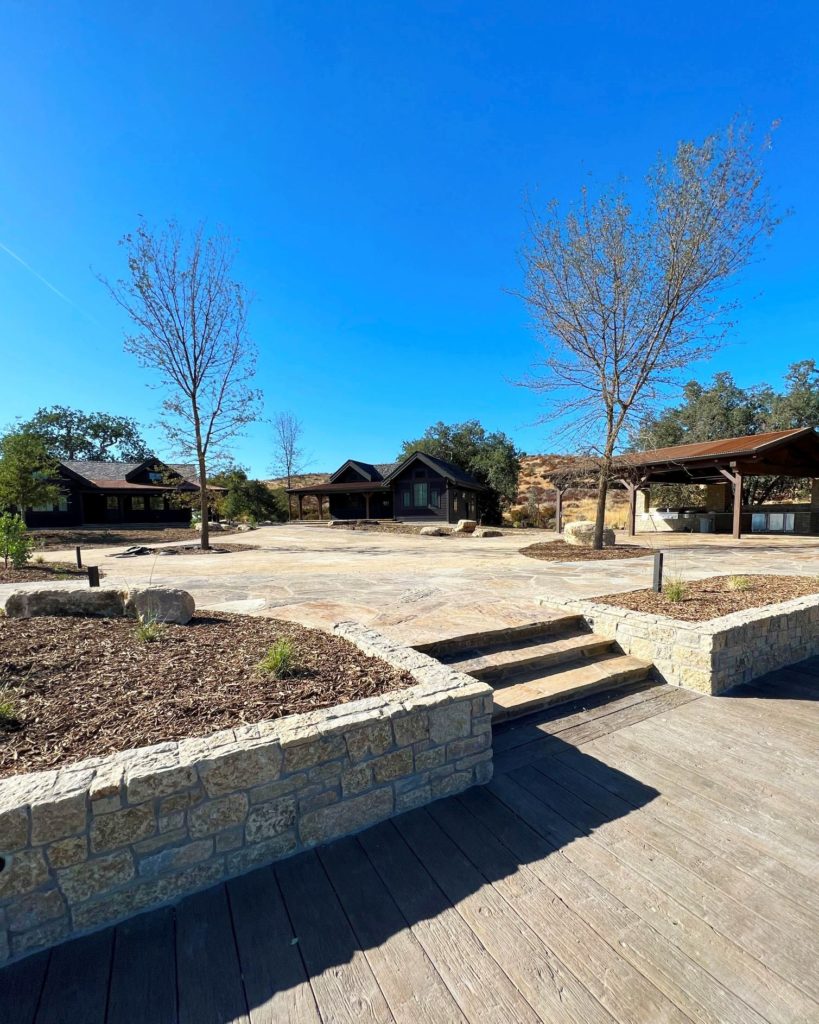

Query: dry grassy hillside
left=265, top=472, right=330, bottom=490
left=511, top=454, right=629, bottom=529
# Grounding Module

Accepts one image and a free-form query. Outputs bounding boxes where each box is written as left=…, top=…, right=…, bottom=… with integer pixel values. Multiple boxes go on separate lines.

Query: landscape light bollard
left=75, top=546, right=82, bottom=569
left=652, top=551, right=664, bottom=593
left=88, top=566, right=100, bottom=588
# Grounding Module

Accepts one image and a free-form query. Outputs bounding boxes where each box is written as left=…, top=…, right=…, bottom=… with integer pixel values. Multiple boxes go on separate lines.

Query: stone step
left=445, top=631, right=616, bottom=682
left=491, top=653, right=652, bottom=723
left=414, top=616, right=585, bottom=661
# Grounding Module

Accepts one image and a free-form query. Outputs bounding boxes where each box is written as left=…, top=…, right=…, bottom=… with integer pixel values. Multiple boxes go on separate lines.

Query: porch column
left=317, top=495, right=324, bottom=520
left=732, top=472, right=743, bottom=539
left=297, top=494, right=304, bottom=521
left=554, top=487, right=563, bottom=535
left=625, top=482, right=637, bottom=537
left=364, top=492, right=372, bottom=520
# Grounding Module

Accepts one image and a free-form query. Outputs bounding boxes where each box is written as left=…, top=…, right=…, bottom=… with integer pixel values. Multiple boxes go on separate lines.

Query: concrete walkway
left=6, top=524, right=819, bottom=646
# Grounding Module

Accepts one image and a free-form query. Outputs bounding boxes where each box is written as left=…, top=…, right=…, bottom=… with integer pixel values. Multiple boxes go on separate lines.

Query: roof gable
left=383, top=451, right=484, bottom=487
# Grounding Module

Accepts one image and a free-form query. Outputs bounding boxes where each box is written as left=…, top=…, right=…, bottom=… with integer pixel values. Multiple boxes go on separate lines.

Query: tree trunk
left=592, top=466, right=609, bottom=550
left=197, top=450, right=209, bottom=551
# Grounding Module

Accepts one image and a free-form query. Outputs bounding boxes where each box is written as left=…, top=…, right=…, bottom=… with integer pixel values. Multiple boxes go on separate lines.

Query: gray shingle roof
left=60, top=459, right=200, bottom=488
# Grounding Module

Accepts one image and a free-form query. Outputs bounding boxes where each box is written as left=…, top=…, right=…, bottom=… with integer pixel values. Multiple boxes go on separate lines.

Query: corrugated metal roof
left=622, top=427, right=816, bottom=466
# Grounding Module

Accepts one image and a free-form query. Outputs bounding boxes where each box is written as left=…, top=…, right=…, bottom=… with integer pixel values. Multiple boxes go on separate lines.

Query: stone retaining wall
left=0, top=623, right=493, bottom=964
left=547, top=594, right=819, bottom=694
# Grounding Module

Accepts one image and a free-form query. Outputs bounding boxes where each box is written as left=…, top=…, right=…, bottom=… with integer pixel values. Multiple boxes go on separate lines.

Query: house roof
left=59, top=459, right=200, bottom=490
left=288, top=451, right=485, bottom=494
left=383, top=451, right=485, bottom=488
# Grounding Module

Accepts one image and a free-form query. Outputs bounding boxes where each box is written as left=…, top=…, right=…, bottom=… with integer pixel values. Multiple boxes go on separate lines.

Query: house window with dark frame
left=58, top=496, right=69, bottom=512
left=413, top=482, right=428, bottom=507
left=402, top=489, right=411, bottom=509
left=150, top=496, right=164, bottom=511
left=131, top=497, right=145, bottom=511
left=430, top=487, right=440, bottom=508
left=107, top=496, right=119, bottom=511
left=147, top=471, right=163, bottom=483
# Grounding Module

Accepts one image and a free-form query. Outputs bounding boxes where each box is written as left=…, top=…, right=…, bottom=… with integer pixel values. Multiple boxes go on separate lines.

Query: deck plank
left=0, top=949, right=49, bottom=1024
left=501, top=767, right=819, bottom=1024
left=275, top=850, right=394, bottom=1024
left=358, top=820, right=542, bottom=1024
left=107, top=908, right=177, bottom=1024
left=227, top=867, right=321, bottom=1024
left=318, top=837, right=468, bottom=1024
left=35, top=929, right=113, bottom=1024
left=176, top=885, right=249, bottom=1024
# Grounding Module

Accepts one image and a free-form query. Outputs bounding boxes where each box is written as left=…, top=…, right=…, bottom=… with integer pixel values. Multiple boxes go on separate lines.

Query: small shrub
left=0, top=513, right=33, bottom=569
left=258, top=638, right=297, bottom=678
left=664, top=576, right=687, bottom=603
left=134, top=615, right=166, bottom=643
left=726, top=575, right=752, bottom=592
left=0, top=689, right=18, bottom=724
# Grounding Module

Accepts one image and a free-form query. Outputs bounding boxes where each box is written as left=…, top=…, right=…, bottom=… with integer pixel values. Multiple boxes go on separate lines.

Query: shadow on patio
left=1, top=734, right=659, bottom=1024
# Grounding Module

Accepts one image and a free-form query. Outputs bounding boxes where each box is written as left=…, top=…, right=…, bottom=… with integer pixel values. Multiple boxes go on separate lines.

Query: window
left=453, top=495, right=459, bottom=513
left=147, top=471, right=163, bottom=483
left=430, top=487, right=440, bottom=508
left=58, top=496, right=68, bottom=512
left=413, top=482, right=428, bottom=507
left=402, top=489, right=411, bottom=509
left=131, top=497, right=145, bottom=511
left=107, top=496, right=119, bottom=510
left=31, top=502, right=53, bottom=512
left=150, top=496, right=164, bottom=511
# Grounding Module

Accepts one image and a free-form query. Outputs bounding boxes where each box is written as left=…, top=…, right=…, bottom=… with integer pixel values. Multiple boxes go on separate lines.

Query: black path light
left=652, top=551, right=664, bottom=593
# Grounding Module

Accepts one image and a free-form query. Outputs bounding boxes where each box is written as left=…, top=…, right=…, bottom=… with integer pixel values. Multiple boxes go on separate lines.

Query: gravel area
left=598, top=574, right=819, bottom=621
left=0, top=613, right=414, bottom=777
left=520, top=540, right=652, bottom=562
left=0, top=562, right=92, bottom=584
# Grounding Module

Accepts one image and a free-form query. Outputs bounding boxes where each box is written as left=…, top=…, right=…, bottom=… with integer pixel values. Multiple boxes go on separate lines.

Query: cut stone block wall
left=547, top=594, right=819, bottom=695
left=0, top=623, right=492, bottom=965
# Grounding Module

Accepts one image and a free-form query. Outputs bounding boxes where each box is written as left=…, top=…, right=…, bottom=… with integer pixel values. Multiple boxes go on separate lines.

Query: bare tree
left=270, top=412, right=307, bottom=520
left=518, top=121, right=782, bottom=547
left=103, top=220, right=261, bottom=549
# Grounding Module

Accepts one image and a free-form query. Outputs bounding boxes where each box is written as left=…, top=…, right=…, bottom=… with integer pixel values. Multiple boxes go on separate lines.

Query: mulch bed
left=0, top=562, right=92, bottom=584
left=520, top=541, right=651, bottom=562
left=598, top=574, right=819, bottom=622
left=151, top=543, right=258, bottom=556
left=0, top=613, right=415, bottom=777
left=29, top=527, right=241, bottom=551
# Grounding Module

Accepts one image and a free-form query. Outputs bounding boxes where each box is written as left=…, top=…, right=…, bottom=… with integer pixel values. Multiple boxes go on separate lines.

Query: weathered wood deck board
left=3, top=675, right=818, bottom=1024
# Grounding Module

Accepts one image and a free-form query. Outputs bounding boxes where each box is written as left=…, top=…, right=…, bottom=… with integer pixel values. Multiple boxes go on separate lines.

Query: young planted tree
left=0, top=431, right=62, bottom=524
left=519, top=121, right=781, bottom=547
left=103, top=220, right=261, bottom=549
left=270, top=412, right=307, bottom=520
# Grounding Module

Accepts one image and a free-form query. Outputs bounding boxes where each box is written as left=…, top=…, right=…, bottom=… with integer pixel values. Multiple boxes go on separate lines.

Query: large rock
left=194, top=521, right=226, bottom=532
left=564, top=520, right=616, bottom=547
left=3, top=586, right=196, bottom=625
left=123, top=587, right=196, bottom=625
left=475, top=528, right=503, bottom=537
left=453, top=519, right=477, bottom=534
left=3, top=588, right=125, bottom=619
left=420, top=525, right=453, bottom=536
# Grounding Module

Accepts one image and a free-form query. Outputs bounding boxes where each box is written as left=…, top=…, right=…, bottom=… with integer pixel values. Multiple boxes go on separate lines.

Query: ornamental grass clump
left=664, top=576, right=687, bottom=603
left=0, top=689, right=19, bottom=726
left=134, top=614, right=166, bottom=643
left=727, top=575, right=752, bottom=592
left=259, top=638, right=298, bottom=678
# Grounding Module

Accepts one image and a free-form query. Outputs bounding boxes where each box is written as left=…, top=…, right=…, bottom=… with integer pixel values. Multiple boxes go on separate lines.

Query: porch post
left=297, top=494, right=304, bottom=521
left=317, top=495, right=324, bottom=520
left=364, top=493, right=372, bottom=520
left=555, top=487, right=563, bottom=535
left=732, top=472, right=743, bottom=539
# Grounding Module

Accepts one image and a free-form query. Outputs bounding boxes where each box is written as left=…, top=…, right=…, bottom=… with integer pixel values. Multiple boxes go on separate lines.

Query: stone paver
left=4, top=525, right=819, bottom=645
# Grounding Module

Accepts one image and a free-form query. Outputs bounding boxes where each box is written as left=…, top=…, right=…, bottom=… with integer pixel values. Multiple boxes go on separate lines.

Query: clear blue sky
left=1, top=2, right=817, bottom=476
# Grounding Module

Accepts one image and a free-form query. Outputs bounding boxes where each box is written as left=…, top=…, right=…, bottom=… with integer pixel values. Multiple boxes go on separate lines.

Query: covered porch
left=286, top=482, right=394, bottom=522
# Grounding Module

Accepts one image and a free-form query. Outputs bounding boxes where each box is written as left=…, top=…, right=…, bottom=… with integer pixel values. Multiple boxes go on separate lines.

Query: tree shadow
left=722, top=657, right=819, bottom=701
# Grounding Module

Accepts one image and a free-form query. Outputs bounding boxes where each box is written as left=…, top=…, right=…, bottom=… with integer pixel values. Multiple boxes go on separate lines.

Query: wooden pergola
left=615, top=427, right=819, bottom=539
left=287, top=481, right=388, bottom=521
left=548, top=428, right=819, bottom=540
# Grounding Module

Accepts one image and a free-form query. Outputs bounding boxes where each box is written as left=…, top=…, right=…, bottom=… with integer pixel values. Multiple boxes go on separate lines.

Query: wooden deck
left=3, top=663, right=819, bottom=1024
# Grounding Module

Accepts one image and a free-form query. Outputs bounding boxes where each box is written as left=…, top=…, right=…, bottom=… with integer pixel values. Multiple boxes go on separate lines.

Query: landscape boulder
left=453, top=519, right=477, bottom=534
left=475, top=528, right=503, bottom=537
left=420, top=525, right=453, bottom=536
left=195, top=521, right=226, bottom=532
left=123, top=586, right=196, bottom=625
left=4, top=588, right=127, bottom=619
left=564, top=520, right=616, bottom=547
left=3, top=586, right=196, bottom=625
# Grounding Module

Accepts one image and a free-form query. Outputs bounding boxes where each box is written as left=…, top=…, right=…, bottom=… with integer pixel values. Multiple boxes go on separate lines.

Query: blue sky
left=1, top=2, right=817, bottom=476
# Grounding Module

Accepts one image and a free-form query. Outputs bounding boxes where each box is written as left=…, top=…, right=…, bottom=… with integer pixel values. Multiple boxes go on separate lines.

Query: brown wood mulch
left=519, top=541, right=651, bottom=561
left=0, top=613, right=415, bottom=777
left=151, top=542, right=258, bottom=556
left=599, top=574, right=819, bottom=622
left=28, top=527, right=241, bottom=551
left=0, top=562, right=92, bottom=584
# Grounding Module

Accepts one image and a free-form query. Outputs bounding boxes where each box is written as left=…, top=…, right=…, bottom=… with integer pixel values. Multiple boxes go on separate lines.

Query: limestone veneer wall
left=547, top=594, right=819, bottom=695
left=0, top=623, right=492, bottom=964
